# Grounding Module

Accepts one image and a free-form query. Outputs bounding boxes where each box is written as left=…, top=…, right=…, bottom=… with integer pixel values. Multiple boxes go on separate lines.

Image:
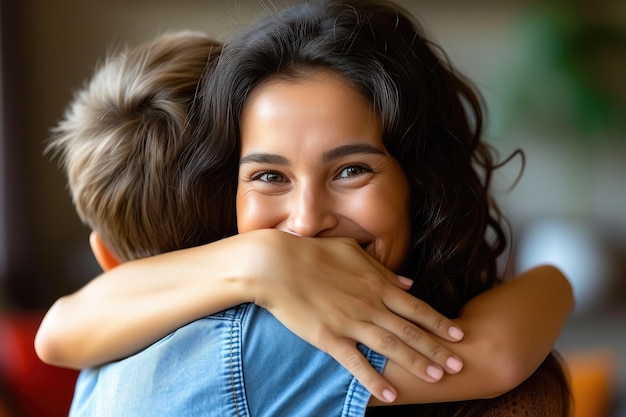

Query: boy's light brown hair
left=48, top=31, right=226, bottom=261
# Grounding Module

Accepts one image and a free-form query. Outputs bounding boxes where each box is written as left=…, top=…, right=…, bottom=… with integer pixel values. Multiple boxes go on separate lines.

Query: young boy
left=43, top=30, right=394, bottom=415
left=38, top=28, right=572, bottom=416
left=47, top=30, right=234, bottom=263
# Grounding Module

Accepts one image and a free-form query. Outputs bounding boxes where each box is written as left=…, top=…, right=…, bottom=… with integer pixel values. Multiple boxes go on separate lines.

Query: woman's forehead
left=240, top=72, right=384, bottom=153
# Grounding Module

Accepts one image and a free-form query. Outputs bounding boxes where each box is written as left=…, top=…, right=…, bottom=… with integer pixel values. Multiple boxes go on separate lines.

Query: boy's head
left=48, top=31, right=228, bottom=263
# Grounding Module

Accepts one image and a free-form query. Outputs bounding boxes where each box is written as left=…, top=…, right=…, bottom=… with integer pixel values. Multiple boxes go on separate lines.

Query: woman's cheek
left=236, top=193, right=266, bottom=233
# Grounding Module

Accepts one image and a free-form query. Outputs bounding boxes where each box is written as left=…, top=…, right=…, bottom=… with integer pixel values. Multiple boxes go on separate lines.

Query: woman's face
left=236, top=71, right=410, bottom=271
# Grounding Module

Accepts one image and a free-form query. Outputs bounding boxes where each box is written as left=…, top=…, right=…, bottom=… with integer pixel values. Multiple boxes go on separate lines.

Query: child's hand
left=245, top=229, right=464, bottom=403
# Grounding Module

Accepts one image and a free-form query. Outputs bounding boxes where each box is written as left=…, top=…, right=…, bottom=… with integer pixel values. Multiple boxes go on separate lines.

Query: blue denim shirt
left=69, top=303, right=386, bottom=417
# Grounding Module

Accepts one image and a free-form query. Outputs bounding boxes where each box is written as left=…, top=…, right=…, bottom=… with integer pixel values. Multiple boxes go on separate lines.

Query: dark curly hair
left=190, top=0, right=503, bottom=315
left=183, top=0, right=570, bottom=414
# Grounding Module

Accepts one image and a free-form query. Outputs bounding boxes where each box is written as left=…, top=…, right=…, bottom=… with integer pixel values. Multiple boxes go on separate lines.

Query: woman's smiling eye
left=252, top=171, right=287, bottom=183
left=336, top=165, right=371, bottom=179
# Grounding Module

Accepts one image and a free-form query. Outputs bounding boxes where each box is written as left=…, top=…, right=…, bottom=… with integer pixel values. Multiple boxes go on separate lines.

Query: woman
left=38, top=0, right=572, bottom=415
left=193, top=0, right=572, bottom=413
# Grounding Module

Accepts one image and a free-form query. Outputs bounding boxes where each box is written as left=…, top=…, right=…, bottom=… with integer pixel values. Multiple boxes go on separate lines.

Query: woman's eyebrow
left=323, top=144, right=385, bottom=162
left=239, top=153, right=290, bottom=166
left=239, top=144, right=385, bottom=166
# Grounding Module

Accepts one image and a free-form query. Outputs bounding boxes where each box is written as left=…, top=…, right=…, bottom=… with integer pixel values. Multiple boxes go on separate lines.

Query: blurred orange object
left=565, top=350, right=617, bottom=417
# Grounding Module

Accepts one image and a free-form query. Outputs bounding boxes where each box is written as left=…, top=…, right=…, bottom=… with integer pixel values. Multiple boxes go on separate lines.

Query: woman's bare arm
left=35, top=229, right=464, bottom=402
left=35, top=230, right=572, bottom=405
left=369, top=264, right=574, bottom=405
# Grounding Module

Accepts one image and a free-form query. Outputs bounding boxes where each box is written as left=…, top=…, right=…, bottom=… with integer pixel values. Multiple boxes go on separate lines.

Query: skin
left=237, top=74, right=411, bottom=270
left=235, top=70, right=572, bottom=405
left=237, top=71, right=451, bottom=395
left=35, top=70, right=574, bottom=406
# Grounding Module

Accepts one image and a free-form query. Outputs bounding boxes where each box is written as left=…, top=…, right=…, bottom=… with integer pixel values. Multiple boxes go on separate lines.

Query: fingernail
left=448, top=326, right=464, bottom=341
left=382, top=388, right=396, bottom=402
left=446, top=356, right=463, bottom=373
left=397, top=275, right=414, bottom=287
left=426, top=365, right=443, bottom=380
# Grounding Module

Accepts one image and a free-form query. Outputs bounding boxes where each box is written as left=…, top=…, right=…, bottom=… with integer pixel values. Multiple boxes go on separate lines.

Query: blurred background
left=1, top=0, right=624, bottom=416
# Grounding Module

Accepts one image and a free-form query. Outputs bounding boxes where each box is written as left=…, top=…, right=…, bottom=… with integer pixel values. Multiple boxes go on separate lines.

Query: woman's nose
left=285, top=185, right=338, bottom=237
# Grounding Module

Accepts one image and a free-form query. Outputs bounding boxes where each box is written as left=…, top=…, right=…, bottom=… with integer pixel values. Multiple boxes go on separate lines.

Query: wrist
left=219, top=230, right=282, bottom=307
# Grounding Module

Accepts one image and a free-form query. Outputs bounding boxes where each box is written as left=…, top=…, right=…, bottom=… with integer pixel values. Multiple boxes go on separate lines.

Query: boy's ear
left=89, top=231, right=121, bottom=271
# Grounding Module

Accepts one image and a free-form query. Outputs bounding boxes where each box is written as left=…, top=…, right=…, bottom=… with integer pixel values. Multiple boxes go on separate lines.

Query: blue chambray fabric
left=69, top=303, right=386, bottom=417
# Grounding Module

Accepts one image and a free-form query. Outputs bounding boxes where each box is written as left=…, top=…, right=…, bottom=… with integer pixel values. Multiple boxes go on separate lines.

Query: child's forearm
left=371, top=264, right=574, bottom=405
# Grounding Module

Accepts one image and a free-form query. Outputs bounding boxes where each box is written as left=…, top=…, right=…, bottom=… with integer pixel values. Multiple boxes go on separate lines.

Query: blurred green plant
left=507, top=2, right=625, bottom=138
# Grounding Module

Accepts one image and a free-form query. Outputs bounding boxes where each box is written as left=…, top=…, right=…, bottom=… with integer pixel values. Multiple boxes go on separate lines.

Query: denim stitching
left=229, top=318, right=242, bottom=417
